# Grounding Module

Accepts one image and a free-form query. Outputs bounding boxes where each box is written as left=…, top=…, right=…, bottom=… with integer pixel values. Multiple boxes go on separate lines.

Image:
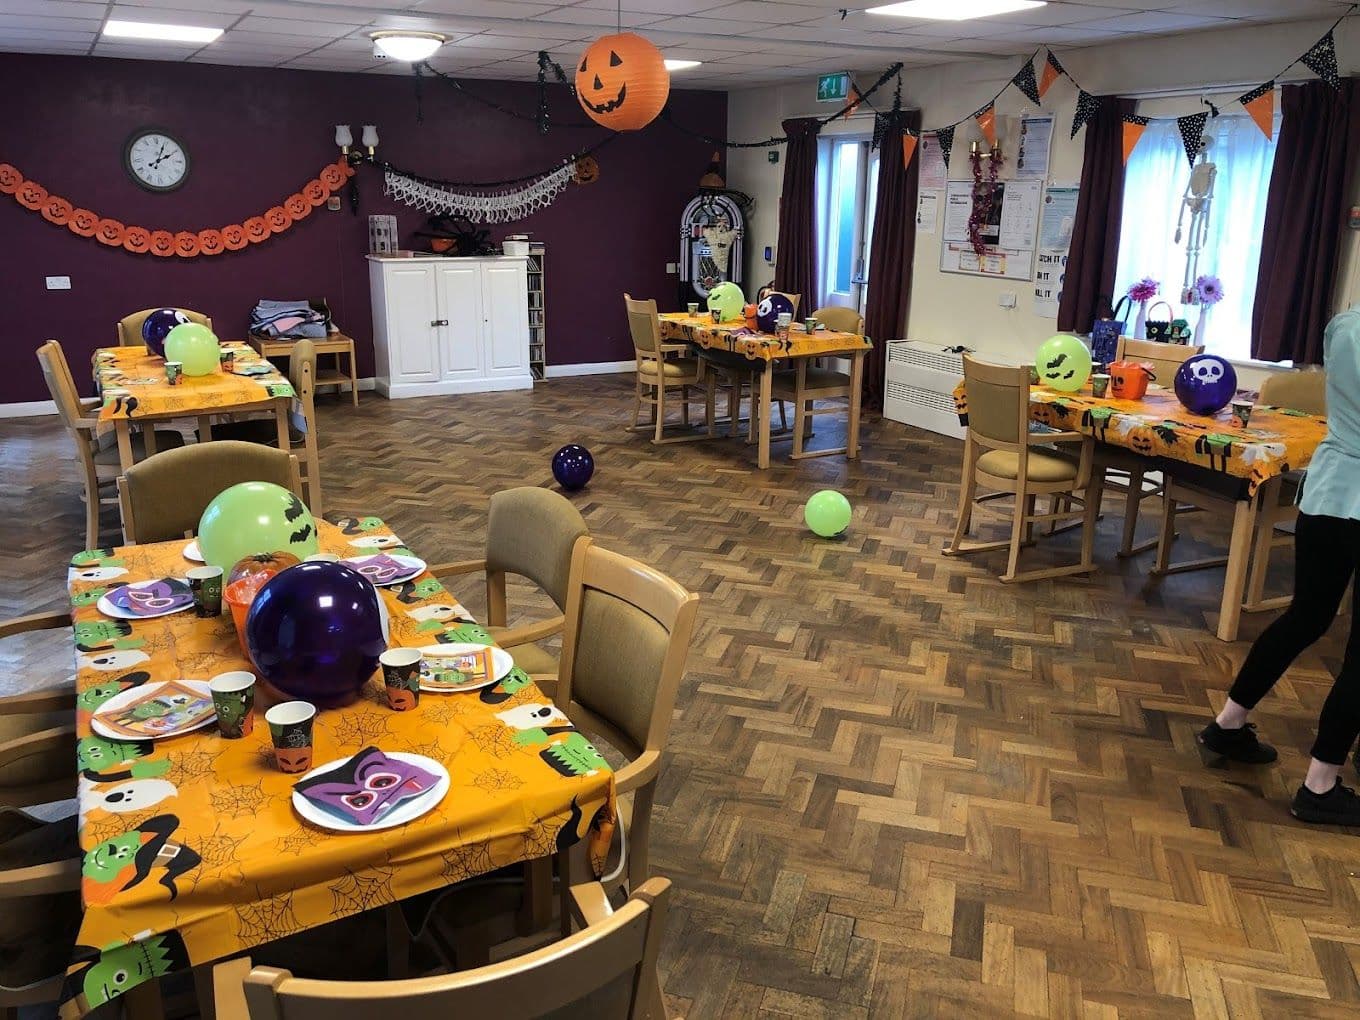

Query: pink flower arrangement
left=1127, top=277, right=1159, bottom=303
left=1193, top=274, right=1224, bottom=306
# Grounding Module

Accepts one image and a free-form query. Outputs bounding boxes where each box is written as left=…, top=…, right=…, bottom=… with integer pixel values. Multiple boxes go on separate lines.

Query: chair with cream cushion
left=116, top=307, right=212, bottom=347
left=625, top=295, right=707, bottom=444
left=945, top=354, right=1099, bottom=583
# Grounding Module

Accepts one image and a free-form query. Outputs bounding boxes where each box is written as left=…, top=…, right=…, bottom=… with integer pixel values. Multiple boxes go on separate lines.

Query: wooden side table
left=247, top=332, right=359, bottom=406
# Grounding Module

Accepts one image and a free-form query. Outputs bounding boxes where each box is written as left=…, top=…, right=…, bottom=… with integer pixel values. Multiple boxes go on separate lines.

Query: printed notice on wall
left=916, top=191, right=939, bottom=234
left=1033, top=185, right=1079, bottom=317
left=1014, top=115, right=1055, bottom=181
left=918, top=134, right=949, bottom=190
left=939, top=179, right=1041, bottom=281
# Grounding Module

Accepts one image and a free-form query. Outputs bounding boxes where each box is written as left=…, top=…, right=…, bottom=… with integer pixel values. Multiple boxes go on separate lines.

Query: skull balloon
left=755, top=293, right=795, bottom=334
left=1174, top=354, right=1237, bottom=415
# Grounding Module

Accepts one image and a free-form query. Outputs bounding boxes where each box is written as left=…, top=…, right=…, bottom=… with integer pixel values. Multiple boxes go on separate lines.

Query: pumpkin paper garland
left=0, top=158, right=351, bottom=258
left=574, top=32, right=670, bottom=131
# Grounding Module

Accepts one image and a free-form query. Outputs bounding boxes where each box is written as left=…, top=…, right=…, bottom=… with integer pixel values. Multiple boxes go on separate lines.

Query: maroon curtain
left=861, top=109, right=922, bottom=407
left=1253, top=80, right=1360, bottom=364
left=1057, top=96, right=1135, bottom=333
left=773, top=118, right=822, bottom=309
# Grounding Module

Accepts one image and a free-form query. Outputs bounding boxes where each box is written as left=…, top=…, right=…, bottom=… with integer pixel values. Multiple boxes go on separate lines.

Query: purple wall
left=0, top=53, right=725, bottom=405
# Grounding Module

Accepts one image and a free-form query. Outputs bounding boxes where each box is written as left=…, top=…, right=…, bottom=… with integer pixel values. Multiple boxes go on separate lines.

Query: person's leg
left=1201, top=514, right=1354, bottom=762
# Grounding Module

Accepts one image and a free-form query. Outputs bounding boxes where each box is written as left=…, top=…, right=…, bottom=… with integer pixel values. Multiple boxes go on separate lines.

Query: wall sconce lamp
left=335, top=124, right=353, bottom=155
left=361, top=125, right=379, bottom=157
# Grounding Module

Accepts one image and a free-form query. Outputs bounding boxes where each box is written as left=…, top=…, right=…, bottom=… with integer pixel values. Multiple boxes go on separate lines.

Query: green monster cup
left=219, top=347, right=235, bottom=372
left=165, top=361, right=183, bottom=386
left=209, top=671, right=256, bottom=739
left=266, top=701, right=316, bottom=774
left=687, top=302, right=699, bottom=315
left=187, top=565, right=223, bottom=617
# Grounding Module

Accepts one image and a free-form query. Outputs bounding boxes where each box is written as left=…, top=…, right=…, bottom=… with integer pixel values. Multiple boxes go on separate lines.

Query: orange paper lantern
left=574, top=33, right=670, bottom=131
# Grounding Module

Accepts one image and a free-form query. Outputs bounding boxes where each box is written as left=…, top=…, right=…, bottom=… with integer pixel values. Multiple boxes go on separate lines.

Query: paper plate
left=417, top=643, right=513, bottom=693
left=291, top=752, right=449, bottom=833
left=97, top=578, right=194, bottom=620
left=183, top=539, right=204, bottom=562
left=347, top=534, right=403, bottom=550
left=342, top=553, right=425, bottom=587
left=91, top=680, right=216, bottom=741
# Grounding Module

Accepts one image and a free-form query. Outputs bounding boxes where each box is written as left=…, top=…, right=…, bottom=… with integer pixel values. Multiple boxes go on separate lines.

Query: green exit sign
left=817, top=72, right=850, bottom=103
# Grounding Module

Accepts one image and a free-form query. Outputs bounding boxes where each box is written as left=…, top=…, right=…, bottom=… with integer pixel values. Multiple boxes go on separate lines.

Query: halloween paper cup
left=1090, top=373, right=1111, bottom=398
left=1231, top=399, right=1253, bottom=427
left=210, top=671, right=256, bottom=739
left=380, top=648, right=422, bottom=711
left=266, top=701, right=316, bottom=773
left=687, top=302, right=699, bottom=315
left=187, top=565, right=224, bottom=618
left=803, top=318, right=818, bottom=333
left=710, top=308, right=722, bottom=323
left=219, top=348, right=235, bottom=371
left=164, top=361, right=183, bottom=386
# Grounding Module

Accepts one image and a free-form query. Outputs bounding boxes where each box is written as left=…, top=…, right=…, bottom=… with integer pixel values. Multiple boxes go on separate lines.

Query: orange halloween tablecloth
left=60, top=518, right=614, bottom=1017
left=952, top=381, right=1328, bottom=497
left=658, top=312, right=871, bottom=362
left=93, top=341, right=294, bottom=423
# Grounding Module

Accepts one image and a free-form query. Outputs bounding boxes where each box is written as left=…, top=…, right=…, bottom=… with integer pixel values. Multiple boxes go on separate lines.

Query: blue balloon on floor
left=141, top=308, right=189, bottom=359
left=552, top=444, right=595, bottom=491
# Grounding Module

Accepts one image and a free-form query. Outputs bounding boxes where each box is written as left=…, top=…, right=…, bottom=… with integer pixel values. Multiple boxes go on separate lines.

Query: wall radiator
left=882, top=340, right=966, bottom=440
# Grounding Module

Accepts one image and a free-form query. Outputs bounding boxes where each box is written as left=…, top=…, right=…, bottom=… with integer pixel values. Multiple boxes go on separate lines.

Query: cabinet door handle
left=431, top=319, right=448, bottom=327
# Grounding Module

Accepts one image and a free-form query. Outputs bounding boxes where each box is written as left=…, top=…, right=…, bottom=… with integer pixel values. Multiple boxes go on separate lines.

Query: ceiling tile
left=2, top=1, right=106, bottom=16
left=1077, top=11, right=1237, bottom=32
left=230, top=15, right=364, bottom=38
left=107, top=4, right=239, bottom=28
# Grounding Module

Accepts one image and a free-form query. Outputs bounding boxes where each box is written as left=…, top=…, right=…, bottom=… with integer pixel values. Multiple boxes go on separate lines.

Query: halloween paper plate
left=291, top=750, right=449, bottom=833
left=417, top=643, right=513, bottom=693
left=183, top=539, right=204, bottom=563
left=347, top=534, right=404, bottom=550
left=233, top=363, right=274, bottom=377
left=97, top=578, right=194, bottom=620
left=342, top=553, right=425, bottom=587
left=91, top=680, right=216, bottom=741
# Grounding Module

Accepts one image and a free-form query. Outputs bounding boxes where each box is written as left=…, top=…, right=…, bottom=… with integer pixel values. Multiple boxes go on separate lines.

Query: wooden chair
left=0, top=612, right=76, bottom=812
left=212, top=339, right=324, bottom=515
left=768, top=305, right=864, bottom=460
left=426, top=487, right=591, bottom=678
left=553, top=544, right=699, bottom=927
left=36, top=340, right=186, bottom=550
left=709, top=291, right=803, bottom=443
left=213, top=878, right=671, bottom=1020
left=118, top=441, right=303, bottom=544
left=945, top=355, right=1099, bottom=583
left=0, top=807, right=83, bottom=1018
left=625, top=295, right=707, bottom=444
left=116, top=307, right=212, bottom=346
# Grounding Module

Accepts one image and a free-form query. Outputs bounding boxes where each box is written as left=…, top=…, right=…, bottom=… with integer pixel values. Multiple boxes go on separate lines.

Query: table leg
left=198, top=415, right=213, bottom=443
left=116, top=419, right=135, bottom=472
left=1218, top=483, right=1268, bottom=642
left=143, top=426, right=159, bottom=457
left=757, top=367, right=773, bottom=470
left=848, top=351, right=864, bottom=459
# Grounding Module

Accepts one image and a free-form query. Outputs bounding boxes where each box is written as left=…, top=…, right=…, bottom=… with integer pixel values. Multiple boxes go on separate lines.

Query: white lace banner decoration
left=383, top=164, right=575, bottom=224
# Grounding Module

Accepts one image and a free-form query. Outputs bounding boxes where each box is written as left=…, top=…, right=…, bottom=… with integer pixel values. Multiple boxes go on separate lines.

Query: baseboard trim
left=0, top=399, right=57, bottom=418
left=545, top=360, right=636, bottom=378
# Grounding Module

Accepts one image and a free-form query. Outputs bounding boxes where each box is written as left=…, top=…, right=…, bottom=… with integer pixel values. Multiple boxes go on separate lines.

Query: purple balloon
left=1174, top=354, right=1238, bottom=415
left=755, top=293, right=794, bottom=334
left=141, top=308, right=190, bottom=359
left=246, top=562, right=385, bottom=709
left=552, top=444, right=594, bottom=492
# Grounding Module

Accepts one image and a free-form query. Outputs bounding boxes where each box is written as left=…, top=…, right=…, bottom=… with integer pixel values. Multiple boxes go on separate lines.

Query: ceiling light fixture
left=102, top=20, right=223, bottom=43
left=866, top=0, right=1046, bottom=19
left=665, top=59, right=702, bottom=71
left=370, top=31, right=446, bottom=62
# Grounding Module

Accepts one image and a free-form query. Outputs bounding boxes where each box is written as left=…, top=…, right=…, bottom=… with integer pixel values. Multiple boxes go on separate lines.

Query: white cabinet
left=368, top=255, right=533, bottom=398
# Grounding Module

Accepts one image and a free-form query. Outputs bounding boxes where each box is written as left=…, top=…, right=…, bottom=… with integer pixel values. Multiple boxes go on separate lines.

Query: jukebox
left=679, top=191, right=749, bottom=304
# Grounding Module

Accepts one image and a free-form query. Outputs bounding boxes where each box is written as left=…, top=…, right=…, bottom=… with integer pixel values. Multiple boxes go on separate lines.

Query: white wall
left=727, top=16, right=1360, bottom=388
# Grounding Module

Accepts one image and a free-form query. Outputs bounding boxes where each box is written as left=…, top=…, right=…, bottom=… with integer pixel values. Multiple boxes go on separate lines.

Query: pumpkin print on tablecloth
left=574, top=32, right=670, bottom=131
left=123, top=226, right=152, bottom=254
left=263, top=206, right=292, bottom=234
left=197, top=229, right=225, bottom=256
left=0, top=163, right=21, bottom=193
left=17, top=180, right=48, bottom=210
left=148, top=230, right=176, bottom=257
left=173, top=231, right=201, bottom=258
left=303, top=179, right=327, bottom=206
left=95, top=218, right=126, bottom=247
left=242, top=217, right=270, bottom=244
left=41, top=195, right=73, bottom=226
left=69, top=209, right=100, bottom=237
left=220, top=223, right=248, bottom=251
left=284, top=193, right=310, bottom=220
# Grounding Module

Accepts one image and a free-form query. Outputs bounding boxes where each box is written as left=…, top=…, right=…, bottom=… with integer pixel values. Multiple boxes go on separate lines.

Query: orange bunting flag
left=844, top=85, right=862, bottom=120
left=1239, top=81, right=1275, bottom=141
left=1038, top=51, right=1064, bottom=99
left=976, top=105, right=997, bottom=148
left=902, top=132, right=918, bottom=170
left=1121, top=115, right=1149, bottom=164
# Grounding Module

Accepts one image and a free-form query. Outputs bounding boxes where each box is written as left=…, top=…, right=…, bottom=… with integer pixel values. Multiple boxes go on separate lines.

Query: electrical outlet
left=998, top=291, right=1017, bottom=309
left=46, top=275, right=71, bottom=290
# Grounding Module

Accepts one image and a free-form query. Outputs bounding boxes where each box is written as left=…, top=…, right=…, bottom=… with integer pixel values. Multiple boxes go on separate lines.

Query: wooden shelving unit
left=527, top=243, right=546, bottom=381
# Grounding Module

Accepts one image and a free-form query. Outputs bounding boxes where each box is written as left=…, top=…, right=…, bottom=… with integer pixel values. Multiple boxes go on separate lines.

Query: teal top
left=1300, top=306, right=1360, bottom=522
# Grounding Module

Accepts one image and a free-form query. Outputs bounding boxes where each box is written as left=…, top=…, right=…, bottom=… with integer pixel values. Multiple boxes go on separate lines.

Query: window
left=816, top=137, right=879, bottom=314
left=1115, top=114, right=1278, bottom=362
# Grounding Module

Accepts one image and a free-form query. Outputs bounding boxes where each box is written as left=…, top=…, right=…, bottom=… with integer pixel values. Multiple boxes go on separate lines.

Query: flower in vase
left=1127, top=277, right=1159, bottom=303
left=1194, top=274, right=1224, bottom=306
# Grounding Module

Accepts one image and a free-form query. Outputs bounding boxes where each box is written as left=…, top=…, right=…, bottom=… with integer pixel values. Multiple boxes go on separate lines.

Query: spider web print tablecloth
left=952, top=383, right=1329, bottom=497
left=658, top=312, right=872, bottom=362
left=93, top=341, right=294, bottom=423
left=60, top=518, right=614, bottom=1017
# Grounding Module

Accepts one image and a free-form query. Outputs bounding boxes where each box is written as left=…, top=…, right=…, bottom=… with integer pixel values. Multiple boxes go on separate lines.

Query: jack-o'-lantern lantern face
left=574, top=33, right=670, bottom=131
left=571, top=156, right=600, bottom=185
left=275, top=746, right=312, bottom=774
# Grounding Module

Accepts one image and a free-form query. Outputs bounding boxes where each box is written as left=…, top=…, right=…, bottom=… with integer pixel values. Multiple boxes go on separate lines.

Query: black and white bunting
left=1071, top=90, right=1100, bottom=138
left=1046, top=51, right=1067, bottom=80
left=1176, top=111, right=1209, bottom=169
left=1300, top=29, right=1340, bottom=88
left=936, top=125, right=955, bottom=171
left=1012, top=57, right=1042, bottom=105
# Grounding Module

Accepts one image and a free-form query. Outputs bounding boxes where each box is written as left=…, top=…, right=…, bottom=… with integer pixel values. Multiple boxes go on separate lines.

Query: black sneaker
left=1291, top=780, right=1360, bottom=826
left=1198, top=721, right=1278, bottom=764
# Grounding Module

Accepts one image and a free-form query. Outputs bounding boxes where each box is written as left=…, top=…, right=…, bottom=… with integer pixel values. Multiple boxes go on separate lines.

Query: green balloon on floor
left=804, top=490, right=851, bottom=538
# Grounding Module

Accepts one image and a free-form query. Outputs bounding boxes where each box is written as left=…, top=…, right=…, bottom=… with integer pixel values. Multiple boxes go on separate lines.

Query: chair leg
left=653, top=383, right=666, bottom=444
left=1245, top=510, right=1279, bottom=606
left=792, top=398, right=807, bottom=458
left=706, top=375, right=717, bottom=437
left=1152, top=491, right=1177, bottom=575
left=631, top=376, right=643, bottom=431
left=728, top=382, right=739, bottom=437
left=682, top=386, right=691, bottom=426
left=1022, top=495, right=1037, bottom=543
left=1117, top=469, right=1144, bottom=557
left=778, top=399, right=787, bottom=432
left=747, top=376, right=758, bottom=444
left=945, top=444, right=978, bottom=552
left=1001, top=489, right=1029, bottom=582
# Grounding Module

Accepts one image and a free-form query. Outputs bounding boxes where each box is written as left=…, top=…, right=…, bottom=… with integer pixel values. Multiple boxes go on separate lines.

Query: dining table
left=59, top=516, right=616, bottom=1018
left=953, top=379, right=1330, bottom=641
left=657, top=312, right=872, bottom=469
left=93, top=341, right=295, bottom=472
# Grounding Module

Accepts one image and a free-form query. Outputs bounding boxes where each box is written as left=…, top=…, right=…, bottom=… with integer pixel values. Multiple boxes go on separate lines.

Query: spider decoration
left=236, top=890, right=305, bottom=944
left=440, top=839, right=496, bottom=884
left=329, top=867, right=397, bottom=918
left=210, top=780, right=269, bottom=819
left=416, top=214, right=496, bottom=256
left=471, top=768, right=525, bottom=794
left=196, top=825, right=249, bottom=869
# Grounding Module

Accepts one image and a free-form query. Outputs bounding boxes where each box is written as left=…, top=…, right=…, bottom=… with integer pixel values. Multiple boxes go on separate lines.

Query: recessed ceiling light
left=866, top=0, right=1046, bottom=19
left=102, top=20, right=223, bottom=43
left=370, top=31, right=446, bottom=61
left=665, top=59, right=702, bottom=71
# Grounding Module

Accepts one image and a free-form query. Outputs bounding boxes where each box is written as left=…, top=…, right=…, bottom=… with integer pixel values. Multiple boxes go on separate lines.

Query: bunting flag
left=1071, top=90, right=1100, bottom=138
left=1238, top=81, right=1276, bottom=140
left=1300, top=29, right=1340, bottom=88
left=844, top=84, right=862, bottom=120
left=1121, top=115, right=1150, bottom=164
left=1012, top=57, right=1042, bottom=105
left=1039, top=52, right=1065, bottom=99
left=936, top=125, right=955, bottom=172
left=976, top=104, right=997, bottom=147
left=902, top=132, right=918, bottom=169
left=1177, top=111, right=1209, bottom=169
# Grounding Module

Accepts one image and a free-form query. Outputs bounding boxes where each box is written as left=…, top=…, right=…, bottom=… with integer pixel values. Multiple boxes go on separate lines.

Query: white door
left=434, top=262, right=483, bottom=381
left=481, top=262, right=530, bottom=377
left=819, top=137, right=879, bottom=316
left=384, top=264, right=439, bottom=384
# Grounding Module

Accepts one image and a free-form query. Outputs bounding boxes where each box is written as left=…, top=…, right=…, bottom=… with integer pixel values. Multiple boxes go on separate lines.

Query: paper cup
left=266, top=701, right=316, bottom=774
left=187, top=565, right=224, bottom=617
left=1231, top=400, right=1253, bottom=427
left=687, top=302, right=699, bottom=315
left=210, top=671, right=256, bottom=739
left=165, top=361, right=183, bottom=386
left=1090, top=373, right=1111, bottom=398
left=710, top=308, right=722, bottom=323
left=380, top=648, right=422, bottom=711
left=803, top=318, right=818, bottom=333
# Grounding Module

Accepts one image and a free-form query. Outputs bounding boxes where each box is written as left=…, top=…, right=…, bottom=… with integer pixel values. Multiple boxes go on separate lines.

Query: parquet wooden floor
left=3, top=376, right=1357, bottom=1019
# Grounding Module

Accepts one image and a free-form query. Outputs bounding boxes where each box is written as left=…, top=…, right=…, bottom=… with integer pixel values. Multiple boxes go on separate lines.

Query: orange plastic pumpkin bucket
left=1108, top=360, right=1156, bottom=400
left=225, top=576, right=267, bottom=659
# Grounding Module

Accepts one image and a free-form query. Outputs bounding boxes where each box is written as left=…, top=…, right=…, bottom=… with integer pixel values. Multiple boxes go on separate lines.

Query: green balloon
left=1034, top=334, right=1092, bottom=392
left=197, top=482, right=319, bottom=571
left=706, top=281, right=745, bottom=323
left=804, top=489, right=851, bottom=538
left=164, top=323, right=220, bottom=376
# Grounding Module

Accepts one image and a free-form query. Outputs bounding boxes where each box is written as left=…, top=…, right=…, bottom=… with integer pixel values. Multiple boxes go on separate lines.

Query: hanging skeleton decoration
left=1175, top=135, right=1217, bottom=303
left=701, top=213, right=738, bottom=279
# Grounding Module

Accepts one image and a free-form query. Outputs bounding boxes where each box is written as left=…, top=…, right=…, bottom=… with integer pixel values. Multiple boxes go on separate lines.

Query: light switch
left=998, top=291, right=1017, bottom=308
left=665, top=262, right=678, bottom=274
left=46, top=275, right=72, bottom=290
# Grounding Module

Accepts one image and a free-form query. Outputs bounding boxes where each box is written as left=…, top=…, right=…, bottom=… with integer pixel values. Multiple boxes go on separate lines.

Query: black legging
left=1227, top=513, right=1360, bottom=765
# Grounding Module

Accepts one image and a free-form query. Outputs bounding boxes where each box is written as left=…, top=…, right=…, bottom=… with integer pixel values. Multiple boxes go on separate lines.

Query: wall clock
left=123, top=128, right=190, bottom=192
